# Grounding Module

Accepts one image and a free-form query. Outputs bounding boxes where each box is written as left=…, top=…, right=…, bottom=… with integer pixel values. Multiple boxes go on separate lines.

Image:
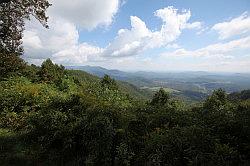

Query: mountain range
left=66, top=65, right=250, bottom=102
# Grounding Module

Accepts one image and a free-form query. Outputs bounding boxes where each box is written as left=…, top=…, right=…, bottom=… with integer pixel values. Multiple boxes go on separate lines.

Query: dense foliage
left=0, top=59, right=249, bottom=166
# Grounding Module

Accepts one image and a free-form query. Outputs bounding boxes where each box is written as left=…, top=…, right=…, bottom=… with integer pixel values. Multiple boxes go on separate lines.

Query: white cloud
left=23, top=17, right=79, bottom=59
left=185, top=22, right=202, bottom=29
left=102, top=6, right=202, bottom=57
left=23, top=5, right=202, bottom=65
left=23, top=0, right=118, bottom=64
left=22, top=31, right=42, bottom=49
left=149, top=36, right=250, bottom=71
left=161, top=36, right=250, bottom=58
left=49, top=0, right=120, bottom=30
left=96, top=22, right=250, bottom=72
left=105, top=42, right=250, bottom=72
left=92, top=52, right=250, bottom=72
left=102, top=16, right=151, bottom=57
left=166, top=43, right=180, bottom=49
left=212, top=12, right=250, bottom=39
left=23, top=17, right=103, bottom=64
left=52, top=43, right=103, bottom=65
left=149, top=7, right=201, bottom=48
left=21, top=1, right=250, bottom=72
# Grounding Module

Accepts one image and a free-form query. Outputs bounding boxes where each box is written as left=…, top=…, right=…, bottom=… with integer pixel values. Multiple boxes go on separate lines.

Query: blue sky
left=79, top=0, right=249, bottom=47
left=23, top=0, right=250, bottom=72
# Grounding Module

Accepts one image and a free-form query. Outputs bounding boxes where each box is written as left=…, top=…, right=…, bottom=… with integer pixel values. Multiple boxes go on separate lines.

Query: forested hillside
left=1, top=59, right=250, bottom=165
left=66, top=69, right=152, bottom=100
left=67, top=66, right=250, bottom=102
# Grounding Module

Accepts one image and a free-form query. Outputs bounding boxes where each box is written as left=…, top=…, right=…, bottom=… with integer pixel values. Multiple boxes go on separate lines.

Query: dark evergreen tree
left=38, top=59, right=65, bottom=83
left=101, top=74, right=118, bottom=90
left=150, top=88, right=170, bottom=106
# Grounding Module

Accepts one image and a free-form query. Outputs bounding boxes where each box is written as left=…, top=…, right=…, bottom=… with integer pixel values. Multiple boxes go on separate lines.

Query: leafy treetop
left=38, top=58, right=65, bottom=83
left=150, top=88, right=170, bottom=106
left=101, top=74, right=118, bottom=90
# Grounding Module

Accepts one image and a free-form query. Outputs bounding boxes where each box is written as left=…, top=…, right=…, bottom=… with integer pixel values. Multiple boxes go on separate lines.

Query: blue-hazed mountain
left=66, top=66, right=128, bottom=78
left=66, top=65, right=250, bottom=102
left=66, top=65, right=154, bottom=87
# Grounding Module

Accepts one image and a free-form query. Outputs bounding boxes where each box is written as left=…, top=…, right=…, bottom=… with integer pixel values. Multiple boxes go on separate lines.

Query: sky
left=22, top=0, right=250, bottom=72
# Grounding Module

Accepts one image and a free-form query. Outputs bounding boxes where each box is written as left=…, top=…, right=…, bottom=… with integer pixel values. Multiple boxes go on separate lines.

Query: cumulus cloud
left=49, top=0, right=120, bottom=30
left=22, top=0, right=119, bottom=64
left=108, top=36, right=250, bottom=72
left=102, top=16, right=151, bottom=57
left=23, top=16, right=103, bottom=64
left=23, top=17, right=79, bottom=59
left=150, top=7, right=201, bottom=47
left=94, top=52, right=250, bottom=72
left=23, top=5, right=202, bottom=65
left=212, top=12, right=250, bottom=39
left=52, top=43, right=103, bottom=65
left=103, top=6, right=202, bottom=57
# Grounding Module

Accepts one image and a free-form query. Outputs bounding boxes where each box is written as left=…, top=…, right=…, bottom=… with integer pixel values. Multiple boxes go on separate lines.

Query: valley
left=67, top=65, right=250, bottom=101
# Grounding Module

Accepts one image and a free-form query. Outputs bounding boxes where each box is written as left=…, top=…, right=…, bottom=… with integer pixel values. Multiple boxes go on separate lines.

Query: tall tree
left=0, top=0, right=50, bottom=54
left=101, top=75, right=118, bottom=90
left=0, top=0, right=50, bottom=78
left=0, top=48, right=25, bottom=79
left=38, top=58, right=65, bottom=83
left=150, top=88, right=170, bottom=106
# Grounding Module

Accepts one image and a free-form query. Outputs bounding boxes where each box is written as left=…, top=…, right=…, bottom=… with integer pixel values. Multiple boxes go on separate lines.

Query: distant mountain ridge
left=66, top=65, right=250, bottom=102
left=66, top=65, right=129, bottom=78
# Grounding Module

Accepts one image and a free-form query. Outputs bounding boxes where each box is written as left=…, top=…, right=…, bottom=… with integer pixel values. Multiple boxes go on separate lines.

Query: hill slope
left=66, top=69, right=152, bottom=100
left=67, top=66, right=250, bottom=102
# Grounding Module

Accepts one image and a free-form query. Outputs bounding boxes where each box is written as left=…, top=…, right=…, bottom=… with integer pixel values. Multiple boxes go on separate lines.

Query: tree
left=101, top=75, right=118, bottom=90
left=0, top=48, right=25, bottom=79
left=38, top=59, right=65, bottom=83
left=204, top=88, right=227, bottom=109
left=0, top=0, right=50, bottom=78
left=150, top=88, right=170, bottom=106
left=0, top=0, right=50, bottom=54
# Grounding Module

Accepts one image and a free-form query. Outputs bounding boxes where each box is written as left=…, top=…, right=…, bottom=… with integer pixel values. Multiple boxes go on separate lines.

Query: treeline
left=0, top=59, right=249, bottom=166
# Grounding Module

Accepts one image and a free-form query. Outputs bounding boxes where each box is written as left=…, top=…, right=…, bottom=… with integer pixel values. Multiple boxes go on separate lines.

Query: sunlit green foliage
left=38, top=59, right=65, bottom=84
left=0, top=59, right=249, bottom=165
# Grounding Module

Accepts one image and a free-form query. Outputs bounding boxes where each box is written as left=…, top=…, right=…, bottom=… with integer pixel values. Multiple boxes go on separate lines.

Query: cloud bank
left=49, top=0, right=119, bottom=30
left=22, top=1, right=250, bottom=72
left=212, top=12, right=250, bottom=39
left=23, top=5, right=202, bottom=64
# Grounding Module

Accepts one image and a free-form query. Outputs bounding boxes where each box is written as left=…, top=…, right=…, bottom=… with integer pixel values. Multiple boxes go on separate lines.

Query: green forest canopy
left=0, top=58, right=249, bottom=165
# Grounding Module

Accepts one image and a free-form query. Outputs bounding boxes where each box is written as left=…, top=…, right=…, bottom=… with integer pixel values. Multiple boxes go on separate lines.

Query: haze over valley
left=67, top=65, right=250, bottom=101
